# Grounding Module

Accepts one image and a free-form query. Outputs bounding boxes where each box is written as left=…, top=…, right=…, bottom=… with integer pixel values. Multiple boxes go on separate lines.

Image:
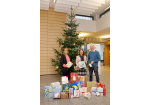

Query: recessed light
left=52, top=0, right=56, bottom=3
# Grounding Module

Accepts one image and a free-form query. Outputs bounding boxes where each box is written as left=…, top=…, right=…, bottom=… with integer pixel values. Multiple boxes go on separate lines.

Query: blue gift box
left=63, top=83, right=71, bottom=91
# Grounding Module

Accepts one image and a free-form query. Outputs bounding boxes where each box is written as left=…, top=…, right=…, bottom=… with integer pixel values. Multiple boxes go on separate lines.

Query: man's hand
left=91, top=61, right=94, bottom=64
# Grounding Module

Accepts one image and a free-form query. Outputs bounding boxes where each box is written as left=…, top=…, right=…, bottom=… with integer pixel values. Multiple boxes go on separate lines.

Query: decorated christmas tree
left=51, top=8, right=89, bottom=75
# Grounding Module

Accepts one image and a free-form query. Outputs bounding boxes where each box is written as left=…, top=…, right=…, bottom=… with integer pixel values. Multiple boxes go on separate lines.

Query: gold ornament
left=59, top=56, right=61, bottom=58
left=56, top=66, right=58, bottom=69
left=73, top=43, right=75, bottom=45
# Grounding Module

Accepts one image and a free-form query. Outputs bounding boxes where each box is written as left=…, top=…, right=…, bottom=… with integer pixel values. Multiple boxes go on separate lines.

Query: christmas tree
left=51, top=8, right=89, bottom=75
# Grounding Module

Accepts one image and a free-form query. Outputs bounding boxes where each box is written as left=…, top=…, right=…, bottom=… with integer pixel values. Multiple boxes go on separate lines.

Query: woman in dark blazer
left=60, top=48, right=72, bottom=80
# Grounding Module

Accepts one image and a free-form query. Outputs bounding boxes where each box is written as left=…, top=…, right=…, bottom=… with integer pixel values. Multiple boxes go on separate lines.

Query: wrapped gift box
left=76, top=81, right=83, bottom=88
left=61, top=76, right=68, bottom=84
left=49, top=92, right=53, bottom=97
left=74, top=90, right=79, bottom=98
left=70, top=72, right=78, bottom=81
left=61, top=92, right=68, bottom=99
left=44, top=86, right=49, bottom=97
left=84, top=92, right=91, bottom=99
left=78, top=61, right=86, bottom=68
left=66, top=61, right=73, bottom=67
left=97, top=87, right=106, bottom=96
left=91, top=92, right=97, bottom=95
left=87, top=81, right=95, bottom=93
left=53, top=91, right=61, bottom=99
left=69, top=88, right=73, bottom=98
left=91, top=87, right=97, bottom=92
left=78, top=76, right=85, bottom=85
left=79, top=87, right=87, bottom=96
left=96, top=83, right=105, bottom=88
left=51, top=82, right=60, bottom=88
left=83, top=83, right=87, bottom=87
left=49, top=85, right=62, bottom=93
left=63, top=83, right=71, bottom=91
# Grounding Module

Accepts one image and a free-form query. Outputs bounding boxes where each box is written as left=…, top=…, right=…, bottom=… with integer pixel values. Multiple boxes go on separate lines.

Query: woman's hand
left=84, top=61, right=87, bottom=64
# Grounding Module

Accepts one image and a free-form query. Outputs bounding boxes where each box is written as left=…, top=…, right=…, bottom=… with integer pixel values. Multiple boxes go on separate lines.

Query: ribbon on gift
left=97, top=83, right=105, bottom=88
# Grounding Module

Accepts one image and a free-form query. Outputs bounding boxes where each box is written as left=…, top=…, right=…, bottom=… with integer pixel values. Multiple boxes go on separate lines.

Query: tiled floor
left=40, top=64, right=110, bottom=105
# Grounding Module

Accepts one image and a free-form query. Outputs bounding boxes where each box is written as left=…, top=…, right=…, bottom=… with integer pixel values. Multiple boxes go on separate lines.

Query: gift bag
left=87, top=81, right=95, bottom=93
left=61, top=92, right=68, bottom=99
left=61, top=76, right=68, bottom=84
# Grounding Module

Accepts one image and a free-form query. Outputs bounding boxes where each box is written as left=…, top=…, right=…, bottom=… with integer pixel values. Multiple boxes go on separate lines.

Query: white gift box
left=91, top=87, right=97, bottom=92
left=51, top=82, right=60, bottom=88
left=97, top=87, right=103, bottom=92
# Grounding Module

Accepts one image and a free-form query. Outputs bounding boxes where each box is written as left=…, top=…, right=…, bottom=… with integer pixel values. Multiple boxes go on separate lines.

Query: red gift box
left=70, top=72, right=78, bottom=81
left=103, top=88, right=106, bottom=96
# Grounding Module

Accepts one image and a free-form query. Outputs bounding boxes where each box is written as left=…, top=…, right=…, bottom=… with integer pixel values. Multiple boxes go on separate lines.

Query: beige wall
left=40, top=8, right=66, bottom=75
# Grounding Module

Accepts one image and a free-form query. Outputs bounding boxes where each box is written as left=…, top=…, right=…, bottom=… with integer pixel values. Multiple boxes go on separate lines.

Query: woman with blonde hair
left=60, top=48, right=72, bottom=80
left=76, top=49, right=87, bottom=76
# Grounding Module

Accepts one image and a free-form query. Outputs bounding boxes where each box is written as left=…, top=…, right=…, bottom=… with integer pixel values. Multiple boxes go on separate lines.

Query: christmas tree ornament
left=73, top=43, right=75, bottom=45
left=56, top=66, right=58, bottom=69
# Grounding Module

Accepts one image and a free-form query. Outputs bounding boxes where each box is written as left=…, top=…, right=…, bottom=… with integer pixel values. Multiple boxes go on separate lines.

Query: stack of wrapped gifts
left=91, top=83, right=106, bottom=96
left=48, top=82, right=62, bottom=98
left=44, top=72, right=106, bottom=99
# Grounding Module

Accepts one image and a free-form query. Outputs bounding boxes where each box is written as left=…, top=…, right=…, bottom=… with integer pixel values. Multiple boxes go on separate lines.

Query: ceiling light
left=101, top=35, right=110, bottom=38
left=52, top=0, right=56, bottom=3
left=105, top=6, right=110, bottom=11
left=79, top=33, right=86, bottom=36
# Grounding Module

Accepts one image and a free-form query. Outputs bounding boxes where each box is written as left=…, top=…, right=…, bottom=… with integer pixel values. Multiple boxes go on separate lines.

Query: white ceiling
left=40, top=0, right=110, bottom=16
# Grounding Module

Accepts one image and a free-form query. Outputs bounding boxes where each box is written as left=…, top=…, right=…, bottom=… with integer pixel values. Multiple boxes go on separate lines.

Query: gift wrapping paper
left=69, top=93, right=73, bottom=99
left=51, top=82, right=60, bottom=88
left=49, top=85, right=62, bottom=93
left=53, top=91, right=61, bottom=99
left=76, top=81, right=83, bottom=88
left=70, top=72, right=78, bottom=81
left=74, top=90, right=79, bottom=98
left=78, top=61, right=86, bottom=68
left=87, top=81, right=95, bottom=93
left=61, top=76, right=68, bottom=84
left=91, top=87, right=97, bottom=92
left=97, top=87, right=106, bottom=96
left=66, top=61, right=73, bottom=67
left=63, top=83, right=71, bottom=91
left=49, top=92, right=53, bottom=97
left=61, top=92, right=68, bottom=99
left=79, top=87, right=87, bottom=96
left=84, top=92, right=91, bottom=99
left=69, top=88, right=74, bottom=98
left=78, top=76, right=85, bottom=85
left=44, top=86, right=49, bottom=97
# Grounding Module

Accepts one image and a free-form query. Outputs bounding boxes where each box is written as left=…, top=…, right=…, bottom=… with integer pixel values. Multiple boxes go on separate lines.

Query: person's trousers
left=62, top=70, right=70, bottom=80
left=89, top=65, right=100, bottom=83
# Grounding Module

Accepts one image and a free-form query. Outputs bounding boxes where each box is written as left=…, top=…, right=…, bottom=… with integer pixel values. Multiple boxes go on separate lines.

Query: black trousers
left=62, top=70, right=70, bottom=80
left=89, top=65, right=100, bottom=83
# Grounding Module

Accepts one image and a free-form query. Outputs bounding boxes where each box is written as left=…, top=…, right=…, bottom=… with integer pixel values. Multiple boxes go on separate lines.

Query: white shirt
left=91, top=49, right=95, bottom=52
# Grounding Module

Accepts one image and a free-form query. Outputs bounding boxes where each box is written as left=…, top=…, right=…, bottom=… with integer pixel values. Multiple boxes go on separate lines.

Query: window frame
left=75, top=14, right=94, bottom=20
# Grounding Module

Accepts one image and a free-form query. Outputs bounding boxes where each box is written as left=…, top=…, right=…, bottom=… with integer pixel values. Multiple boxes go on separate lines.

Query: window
left=100, top=8, right=110, bottom=18
left=75, top=14, right=94, bottom=20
